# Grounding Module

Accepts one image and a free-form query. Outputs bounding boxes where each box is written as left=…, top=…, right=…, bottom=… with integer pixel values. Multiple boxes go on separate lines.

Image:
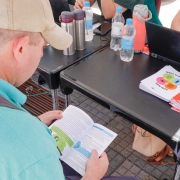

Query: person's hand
left=81, top=149, right=109, bottom=180
left=74, top=0, right=84, bottom=9
left=38, top=110, right=63, bottom=126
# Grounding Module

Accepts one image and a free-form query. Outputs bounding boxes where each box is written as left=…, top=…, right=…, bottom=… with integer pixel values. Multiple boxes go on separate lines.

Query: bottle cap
left=84, top=1, right=90, bottom=7
left=126, top=18, right=133, bottom=25
left=59, top=11, right=74, bottom=23
left=133, top=4, right=148, bottom=17
left=73, top=9, right=85, bottom=20
left=116, top=7, right=122, bottom=13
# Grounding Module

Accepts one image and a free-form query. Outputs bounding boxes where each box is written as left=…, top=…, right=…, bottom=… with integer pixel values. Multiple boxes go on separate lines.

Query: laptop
left=145, top=22, right=180, bottom=65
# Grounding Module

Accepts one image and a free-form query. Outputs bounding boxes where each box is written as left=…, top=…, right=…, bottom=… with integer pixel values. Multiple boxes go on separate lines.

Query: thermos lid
left=84, top=1, right=90, bottom=7
left=116, top=7, right=122, bottom=13
left=73, top=9, right=85, bottom=20
left=133, top=4, right=148, bottom=17
left=59, top=11, right=74, bottom=23
left=126, top=18, right=133, bottom=25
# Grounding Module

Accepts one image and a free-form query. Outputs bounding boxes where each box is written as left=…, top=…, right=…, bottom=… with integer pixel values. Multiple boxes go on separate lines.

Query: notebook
left=145, top=22, right=180, bottom=65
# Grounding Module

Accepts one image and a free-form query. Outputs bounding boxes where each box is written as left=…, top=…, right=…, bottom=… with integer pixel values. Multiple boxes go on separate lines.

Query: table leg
left=173, top=143, right=180, bottom=180
left=51, top=89, right=59, bottom=110
left=65, top=94, right=71, bottom=108
left=174, top=161, right=180, bottom=180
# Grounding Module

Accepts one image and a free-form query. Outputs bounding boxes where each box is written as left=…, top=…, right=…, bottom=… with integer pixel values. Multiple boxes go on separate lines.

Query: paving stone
left=115, top=123, right=125, bottom=131
left=160, top=173, right=171, bottom=180
left=91, top=108, right=99, bottom=115
left=130, top=165, right=141, bottom=175
left=143, top=164, right=155, bottom=173
left=124, top=171, right=136, bottom=177
left=157, top=164, right=169, bottom=172
left=105, top=166, right=115, bottom=176
left=124, top=135, right=134, bottom=144
left=122, top=159, right=134, bottom=169
left=107, top=149, right=118, bottom=158
left=110, top=171, right=121, bottom=176
left=128, top=154, right=147, bottom=169
left=165, top=167, right=175, bottom=177
left=109, top=159, right=120, bottom=170
left=96, top=112, right=105, bottom=118
left=91, top=115, right=100, bottom=123
left=113, top=144, right=123, bottom=152
left=109, top=141, right=117, bottom=149
left=97, top=119, right=107, bottom=126
left=137, top=170, right=152, bottom=180
left=84, top=104, right=93, bottom=111
left=96, top=104, right=104, bottom=111
left=90, top=101, right=98, bottom=108
left=102, top=114, right=112, bottom=123
left=151, top=168, right=163, bottom=179
left=116, top=166, right=128, bottom=175
left=114, top=154, right=126, bottom=164
left=119, top=139, right=129, bottom=148
left=122, top=126, right=132, bottom=134
left=121, top=149, right=132, bottom=158
left=117, top=131, right=126, bottom=139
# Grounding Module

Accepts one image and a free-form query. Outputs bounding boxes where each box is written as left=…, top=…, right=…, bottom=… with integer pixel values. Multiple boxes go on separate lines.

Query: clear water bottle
left=120, top=18, right=136, bottom=62
left=82, top=1, right=93, bottom=41
left=110, top=7, right=124, bottom=51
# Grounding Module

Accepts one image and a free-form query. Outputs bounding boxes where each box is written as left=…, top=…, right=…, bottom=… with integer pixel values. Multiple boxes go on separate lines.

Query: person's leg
left=102, top=177, right=139, bottom=180
left=61, top=161, right=82, bottom=177
left=61, top=161, right=139, bottom=180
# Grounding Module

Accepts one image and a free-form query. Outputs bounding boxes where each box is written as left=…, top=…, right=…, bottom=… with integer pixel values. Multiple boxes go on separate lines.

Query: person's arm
left=100, top=0, right=127, bottom=19
left=171, top=10, right=180, bottom=31
left=81, top=149, right=109, bottom=180
left=74, top=0, right=96, bottom=9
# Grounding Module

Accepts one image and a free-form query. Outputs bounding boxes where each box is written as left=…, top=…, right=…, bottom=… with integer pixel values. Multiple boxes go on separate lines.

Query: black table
left=60, top=47, right=180, bottom=179
left=37, top=16, right=110, bottom=109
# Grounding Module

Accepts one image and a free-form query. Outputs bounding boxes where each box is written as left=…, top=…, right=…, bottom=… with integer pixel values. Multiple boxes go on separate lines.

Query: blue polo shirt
left=0, top=79, right=65, bottom=180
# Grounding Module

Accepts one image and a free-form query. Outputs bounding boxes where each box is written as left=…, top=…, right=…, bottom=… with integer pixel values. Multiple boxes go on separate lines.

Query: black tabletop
left=60, top=47, right=180, bottom=147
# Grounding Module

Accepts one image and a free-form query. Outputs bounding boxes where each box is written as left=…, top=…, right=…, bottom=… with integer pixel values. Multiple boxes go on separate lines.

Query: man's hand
left=38, top=110, right=63, bottom=126
left=74, top=0, right=84, bottom=9
left=81, top=149, right=109, bottom=180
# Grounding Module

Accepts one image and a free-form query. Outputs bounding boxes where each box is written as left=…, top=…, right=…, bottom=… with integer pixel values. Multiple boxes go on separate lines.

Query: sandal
left=132, top=124, right=137, bottom=135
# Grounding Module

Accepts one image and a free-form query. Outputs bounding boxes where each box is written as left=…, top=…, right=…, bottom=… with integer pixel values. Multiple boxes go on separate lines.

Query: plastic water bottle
left=110, top=7, right=124, bottom=51
left=120, top=18, right=136, bottom=62
left=83, top=1, right=93, bottom=41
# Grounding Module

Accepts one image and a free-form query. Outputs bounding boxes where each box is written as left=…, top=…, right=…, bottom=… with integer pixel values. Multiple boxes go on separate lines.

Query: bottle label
left=84, top=19, right=93, bottom=30
left=122, top=37, right=134, bottom=50
left=111, top=22, right=123, bottom=36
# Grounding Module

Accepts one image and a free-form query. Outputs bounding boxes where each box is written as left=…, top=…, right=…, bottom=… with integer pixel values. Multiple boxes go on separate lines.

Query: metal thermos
left=60, top=11, right=75, bottom=55
left=133, top=4, right=152, bottom=53
left=73, top=9, right=85, bottom=51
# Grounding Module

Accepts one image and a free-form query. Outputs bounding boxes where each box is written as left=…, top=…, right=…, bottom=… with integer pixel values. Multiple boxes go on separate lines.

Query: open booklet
left=49, top=105, right=117, bottom=176
left=139, top=65, right=180, bottom=102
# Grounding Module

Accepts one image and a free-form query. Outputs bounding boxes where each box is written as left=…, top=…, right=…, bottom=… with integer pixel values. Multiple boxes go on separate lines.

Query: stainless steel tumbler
left=60, top=11, right=75, bottom=55
left=73, top=9, right=85, bottom=51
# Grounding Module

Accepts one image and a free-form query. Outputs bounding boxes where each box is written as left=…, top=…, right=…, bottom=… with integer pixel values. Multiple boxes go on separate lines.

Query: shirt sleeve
left=114, top=0, right=144, bottom=12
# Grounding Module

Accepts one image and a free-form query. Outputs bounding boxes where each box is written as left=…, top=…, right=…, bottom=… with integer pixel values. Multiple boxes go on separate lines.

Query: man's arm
left=101, top=0, right=127, bottom=19
left=74, top=0, right=96, bottom=9
left=171, top=10, right=180, bottom=31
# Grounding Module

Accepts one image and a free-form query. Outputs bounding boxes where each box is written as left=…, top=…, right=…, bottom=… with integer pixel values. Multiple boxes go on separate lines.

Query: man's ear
left=12, top=36, right=30, bottom=62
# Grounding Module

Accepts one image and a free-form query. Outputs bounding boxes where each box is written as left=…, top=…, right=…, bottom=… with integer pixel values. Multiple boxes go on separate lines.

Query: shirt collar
left=0, top=79, right=27, bottom=105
